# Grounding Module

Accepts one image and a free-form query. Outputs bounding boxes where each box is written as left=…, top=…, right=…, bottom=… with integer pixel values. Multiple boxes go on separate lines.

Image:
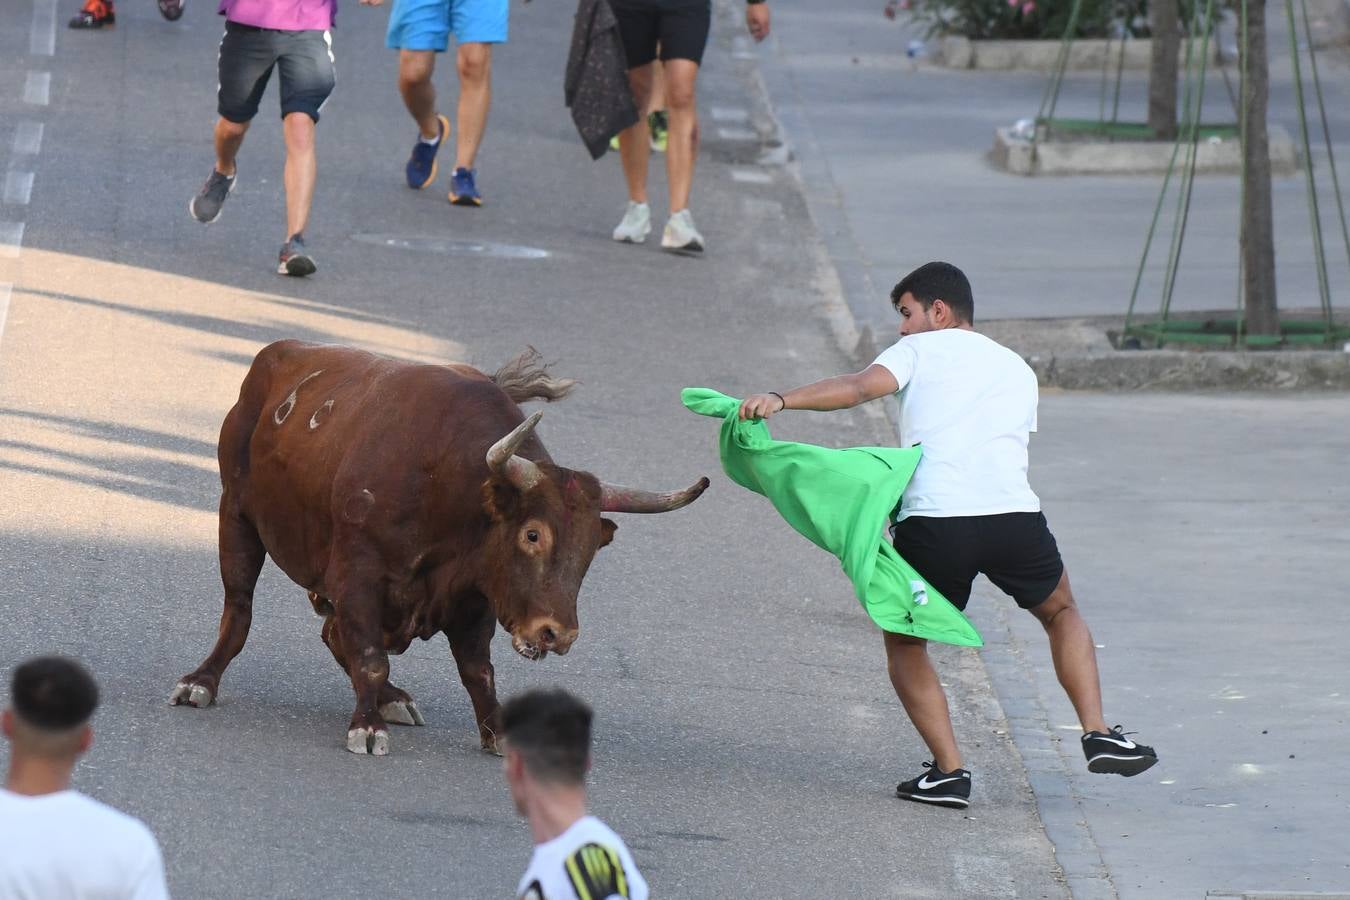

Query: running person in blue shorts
left=381, top=0, right=508, bottom=206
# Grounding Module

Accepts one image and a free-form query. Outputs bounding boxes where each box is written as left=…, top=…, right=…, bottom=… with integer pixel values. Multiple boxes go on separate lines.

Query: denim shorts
left=218, top=21, right=336, bottom=123
left=385, top=0, right=509, bottom=50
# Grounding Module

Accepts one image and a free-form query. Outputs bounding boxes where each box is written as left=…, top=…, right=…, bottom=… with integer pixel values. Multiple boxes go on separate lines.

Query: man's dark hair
left=890, top=261, right=975, bottom=324
left=500, top=688, right=592, bottom=785
left=10, top=656, right=99, bottom=731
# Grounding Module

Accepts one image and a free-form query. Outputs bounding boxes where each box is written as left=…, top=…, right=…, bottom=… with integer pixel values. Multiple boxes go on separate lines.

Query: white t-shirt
left=0, top=788, right=170, bottom=900
left=872, top=328, right=1041, bottom=520
left=517, top=815, right=648, bottom=900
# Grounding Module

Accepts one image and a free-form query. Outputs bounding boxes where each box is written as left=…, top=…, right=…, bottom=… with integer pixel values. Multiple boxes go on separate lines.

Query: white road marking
left=710, top=106, right=750, bottom=123
left=0, top=284, right=12, bottom=344
left=30, top=0, right=57, bottom=56
left=12, top=122, right=43, bottom=156
left=730, top=168, right=773, bottom=184
left=0, top=222, right=24, bottom=258
left=717, top=126, right=758, bottom=142
left=4, top=172, right=35, bottom=206
left=23, top=71, right=51, bottom=106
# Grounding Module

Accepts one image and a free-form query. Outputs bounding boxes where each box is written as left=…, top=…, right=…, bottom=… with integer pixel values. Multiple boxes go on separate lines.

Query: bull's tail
left=491, top=348, right=577, bottom=404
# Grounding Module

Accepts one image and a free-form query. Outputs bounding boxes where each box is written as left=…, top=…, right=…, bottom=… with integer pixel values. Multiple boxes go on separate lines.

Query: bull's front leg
left=447, top=608, right=501, bottom=755
left=329, top=577, right=395, bottom=756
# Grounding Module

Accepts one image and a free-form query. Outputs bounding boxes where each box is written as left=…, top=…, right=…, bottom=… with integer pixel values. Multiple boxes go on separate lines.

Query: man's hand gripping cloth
left=682, top=388, right=982, bottom=647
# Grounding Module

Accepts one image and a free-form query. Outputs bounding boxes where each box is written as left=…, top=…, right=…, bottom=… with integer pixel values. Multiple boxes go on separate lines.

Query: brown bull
left=170, top=340, right=706, bottom=755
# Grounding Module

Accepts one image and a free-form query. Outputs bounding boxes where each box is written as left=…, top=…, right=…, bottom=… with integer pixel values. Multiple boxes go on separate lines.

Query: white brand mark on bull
left=274, top=370, right=324, bottom=425
left=309, top=399, right=335, bottom=430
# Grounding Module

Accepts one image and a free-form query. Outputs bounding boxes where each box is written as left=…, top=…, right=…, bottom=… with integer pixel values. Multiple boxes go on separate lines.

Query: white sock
left=419, top=132, right=441, bottom=147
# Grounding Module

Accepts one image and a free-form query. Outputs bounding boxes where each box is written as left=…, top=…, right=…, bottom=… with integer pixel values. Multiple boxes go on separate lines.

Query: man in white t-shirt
left=502, top=688, right=648, bottom=900
left=739, top=261, right=1157, bottom=809
left=1, top=656, right=170, bottom=899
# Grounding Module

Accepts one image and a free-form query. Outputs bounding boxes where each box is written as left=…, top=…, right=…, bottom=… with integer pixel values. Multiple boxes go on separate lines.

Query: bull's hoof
left=480, top=735, right=503, bottom=757
left=347, top=727, right=390, bottom=756
left=379, top=700, right=426, bottom=727
left=169, top=682, right=214, bottom=708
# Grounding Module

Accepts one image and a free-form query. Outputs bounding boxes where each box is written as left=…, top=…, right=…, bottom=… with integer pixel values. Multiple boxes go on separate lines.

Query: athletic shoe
left=611, top=201, right=651, bottom=244
left=661, top=209, right=704, bottom=254
left=68, top=0, right=114, bottom=28
left=157, top=0, right=184, bottom=21
left=406, top=114, right=450, bottom=190
left=896, top=762, right=972, bottom=809
left=1082, top=726, right=1158, bottom=776
left=448, top=167, right=482, bottom=206
left=277, top=234, right=316, bottom=277
left=189, top=169, right=236, bottom=224
left=648, top=110, right=669, bottom=153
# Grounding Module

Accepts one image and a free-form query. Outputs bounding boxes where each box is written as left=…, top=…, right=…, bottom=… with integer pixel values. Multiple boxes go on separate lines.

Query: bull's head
left=480, top=412, right=708, bottom=661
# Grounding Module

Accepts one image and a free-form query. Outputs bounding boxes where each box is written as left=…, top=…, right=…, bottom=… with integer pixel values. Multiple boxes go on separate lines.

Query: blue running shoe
left=405, top=114, right=449, bottom=189
left=448, top=167, right=482, bottom=207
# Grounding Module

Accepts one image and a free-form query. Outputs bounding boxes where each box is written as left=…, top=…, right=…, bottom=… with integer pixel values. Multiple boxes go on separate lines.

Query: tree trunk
left=1241, top=0, right=1279, bottom=336
left=1148, top=0, right=1180, bottom=140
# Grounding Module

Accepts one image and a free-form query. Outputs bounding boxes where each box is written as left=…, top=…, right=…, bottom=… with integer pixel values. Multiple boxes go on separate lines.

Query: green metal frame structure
left=1031, top=0, right=1349, bottom=348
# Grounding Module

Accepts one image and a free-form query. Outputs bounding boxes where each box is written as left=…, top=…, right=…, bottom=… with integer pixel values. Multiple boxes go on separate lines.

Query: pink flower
left=1021, top=1, right=1036, bottom=13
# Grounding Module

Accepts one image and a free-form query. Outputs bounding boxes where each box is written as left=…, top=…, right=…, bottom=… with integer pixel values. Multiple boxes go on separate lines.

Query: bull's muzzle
left=511, top=620, right=578, bottom=661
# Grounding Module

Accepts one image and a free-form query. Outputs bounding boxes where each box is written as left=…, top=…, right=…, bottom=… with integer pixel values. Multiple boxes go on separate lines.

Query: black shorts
left=218, top=21, right=336, bottom=124
left=891, top=511, right=1064, bottom=611
left=607, top=0, right=711, bottom=68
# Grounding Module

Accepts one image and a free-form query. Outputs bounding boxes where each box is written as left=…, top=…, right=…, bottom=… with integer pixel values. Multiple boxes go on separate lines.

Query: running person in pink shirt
left=189, top=0, right=377, bottom=275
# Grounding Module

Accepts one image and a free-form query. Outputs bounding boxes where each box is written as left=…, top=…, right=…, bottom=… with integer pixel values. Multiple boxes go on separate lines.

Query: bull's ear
left=598, top=518, right=618, bottom=548
left=482, top=478, right=521, bottom=522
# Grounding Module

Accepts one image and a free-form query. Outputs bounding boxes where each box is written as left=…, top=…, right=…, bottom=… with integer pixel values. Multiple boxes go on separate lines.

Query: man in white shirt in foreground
left=739, top=261, right=1158, bottom=810
left=504, top=688, right=648, bottom=900
left=1, top=655, right=170, bottom=898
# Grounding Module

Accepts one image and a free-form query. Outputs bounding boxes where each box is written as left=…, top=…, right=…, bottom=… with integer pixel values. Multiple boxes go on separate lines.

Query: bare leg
left=1029, top=570, right=1108, bottom=735
left=617, top=64, right=654, bottom=204
left=171, top=501, right=266, bottom=706
left=662, top=58, right=700, bottom=213
left=447, top=605, right=501, bottom=754
left=282, top=112, right=316, bottom=240
left=883, top=632, right=963, bottom=772
left=213, top=117, right=249, bottom=177
left=454, top=43, right=492, bottom=170
left=647, top=59, right=665, bottom=116
left=398, top=50, right=441, bottom=139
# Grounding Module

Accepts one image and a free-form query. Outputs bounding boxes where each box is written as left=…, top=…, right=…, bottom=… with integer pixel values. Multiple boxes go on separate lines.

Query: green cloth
left=682, top=387, right=982, bottom=647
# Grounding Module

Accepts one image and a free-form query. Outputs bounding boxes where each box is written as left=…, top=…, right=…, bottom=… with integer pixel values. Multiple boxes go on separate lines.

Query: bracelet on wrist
left=768, top=391, right=786, bottom=411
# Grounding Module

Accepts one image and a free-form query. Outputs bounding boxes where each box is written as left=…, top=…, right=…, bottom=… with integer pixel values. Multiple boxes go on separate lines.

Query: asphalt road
left=0, top=2, right=1067, bottom=898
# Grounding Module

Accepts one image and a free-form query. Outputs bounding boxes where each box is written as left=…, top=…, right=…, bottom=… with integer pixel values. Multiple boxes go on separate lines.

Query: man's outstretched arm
left=739, top=364, right=899, bottom=420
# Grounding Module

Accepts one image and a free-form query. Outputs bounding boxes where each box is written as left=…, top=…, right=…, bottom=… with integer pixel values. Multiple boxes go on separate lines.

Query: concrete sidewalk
left=752, top=0, right=1350, bottom=372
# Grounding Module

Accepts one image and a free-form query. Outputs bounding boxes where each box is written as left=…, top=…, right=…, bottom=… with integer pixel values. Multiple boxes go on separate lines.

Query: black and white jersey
left=517, top=816, right=648, bottom=900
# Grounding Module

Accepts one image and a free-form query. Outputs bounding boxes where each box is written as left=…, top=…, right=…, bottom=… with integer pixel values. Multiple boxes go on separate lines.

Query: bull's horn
left=599, top=476, right=710, bottom=514
left=486, top=412, right=544, bottom=492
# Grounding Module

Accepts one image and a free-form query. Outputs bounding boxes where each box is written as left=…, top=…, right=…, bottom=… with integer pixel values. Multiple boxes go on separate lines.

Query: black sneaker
left=896, top=762, right=972, bottom=809
left=190, top=169, right=235, bottom=224
left=158, top=0, right=185, bottom=20
left=278, top=234, right=316, bottom=277
left=1082, top=726, right=1158, bottom=776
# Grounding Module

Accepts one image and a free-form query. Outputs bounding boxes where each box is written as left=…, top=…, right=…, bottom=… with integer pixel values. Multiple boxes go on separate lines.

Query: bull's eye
left=526, top=530, right=540, bottom=543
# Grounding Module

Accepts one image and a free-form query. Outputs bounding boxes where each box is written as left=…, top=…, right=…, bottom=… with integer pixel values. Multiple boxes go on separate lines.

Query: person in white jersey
left=1, top=656, right=170, bottom=899
left=738, top=261, right=1158, bottom=810
left=503, top=688, right=648, bottom=900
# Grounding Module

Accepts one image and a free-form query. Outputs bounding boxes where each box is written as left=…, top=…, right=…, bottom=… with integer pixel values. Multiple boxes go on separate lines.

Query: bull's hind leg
left=447, top=605, right=501, bottom=755
left=170, top=504, right=266, bottom=708
left=319, top=613, right=425, bottom=727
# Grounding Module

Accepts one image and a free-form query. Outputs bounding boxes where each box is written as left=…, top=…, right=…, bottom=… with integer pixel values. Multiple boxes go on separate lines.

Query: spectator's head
left=890, top=262, right=975, bottom=336
left=2, top=656, right=99, bottom=760
left=500, top=688, right=592, bottom=813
